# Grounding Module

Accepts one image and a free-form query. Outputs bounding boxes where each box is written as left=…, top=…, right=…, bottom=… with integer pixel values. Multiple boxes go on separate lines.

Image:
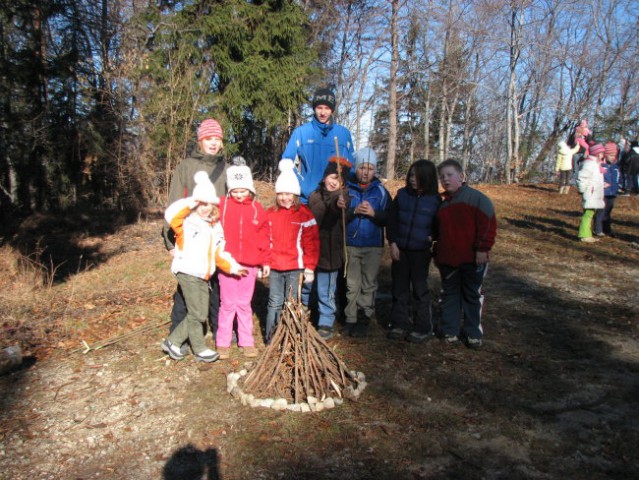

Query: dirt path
left=1, top=184, right=638, bottom=479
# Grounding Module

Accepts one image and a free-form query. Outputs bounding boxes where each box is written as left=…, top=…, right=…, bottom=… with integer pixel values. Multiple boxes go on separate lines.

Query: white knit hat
left=275, top=159, right=300, bottom=195
left=192, top=171, right=219, bottom=204
left=226, top=164, right=255, bottom=194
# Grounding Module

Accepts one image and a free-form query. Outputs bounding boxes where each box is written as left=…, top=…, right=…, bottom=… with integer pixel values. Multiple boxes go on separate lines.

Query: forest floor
left=0, top=182, right=638, bottom=480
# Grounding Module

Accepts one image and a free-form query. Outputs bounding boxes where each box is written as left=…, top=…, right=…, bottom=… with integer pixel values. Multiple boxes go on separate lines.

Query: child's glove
left=303, top=268, right=315, bottom=284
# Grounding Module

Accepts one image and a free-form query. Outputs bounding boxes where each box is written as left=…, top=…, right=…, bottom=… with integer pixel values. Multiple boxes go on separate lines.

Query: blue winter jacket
left=281, top=117, right=354, bottom=204
left=345, top=177, right=392, bottom=248
left=603, top=162, right=620, bottom=197
left=386, top=187, right=440, bottom=251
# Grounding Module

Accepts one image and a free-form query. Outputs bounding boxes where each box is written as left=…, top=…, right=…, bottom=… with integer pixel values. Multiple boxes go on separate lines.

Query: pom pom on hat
left=197, top=119, right=223, bottom=141
left=589, top=143, right=605, bottom=156
left=226, top=164, right=255, bottom=194
left=354, top=147, right=378, bottom=168
left=275, top=159, right=301, bottom=195
left=312, top=88, right=336, bottom=111
left=192, top=171, right=219, bottom=204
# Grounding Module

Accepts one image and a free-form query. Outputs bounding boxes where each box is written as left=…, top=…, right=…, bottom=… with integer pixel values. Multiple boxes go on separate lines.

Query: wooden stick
left=333, top=136, right=349, bottom=275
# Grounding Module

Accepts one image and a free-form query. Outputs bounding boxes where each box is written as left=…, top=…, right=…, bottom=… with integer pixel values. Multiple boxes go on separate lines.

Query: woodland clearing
left=0, top=182, right=638, bottom=480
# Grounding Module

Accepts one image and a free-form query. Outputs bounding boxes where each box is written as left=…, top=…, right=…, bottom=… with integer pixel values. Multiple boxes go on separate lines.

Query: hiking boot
left=580, top=237, right=599, bottom=243
left=443, top=334, right=460, bottom=345
left=241, top=346, right=258, bottom=358
left=217, top=347, right=230, bottom=360
left=387, top=328, right=406, bottom=340
left=350, top=322, right=370, bottom=338
left=161, top=339, right=185, bottom=360
left=341, top=322, right=357, bottom=336
left=317, top=327, right=334, bottom=340
left=195, top=348, right=220, bottom=363
left=465, top=337, right=483, bottom=349
left=407, top=331, right=432, bottom=343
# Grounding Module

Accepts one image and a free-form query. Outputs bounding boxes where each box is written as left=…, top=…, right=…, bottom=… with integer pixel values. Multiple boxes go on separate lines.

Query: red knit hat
left=604, top=141, right=618, bottom=156
left=589, top=143, right=605, bottom=156
left=197, top=119, right=223, bottom=141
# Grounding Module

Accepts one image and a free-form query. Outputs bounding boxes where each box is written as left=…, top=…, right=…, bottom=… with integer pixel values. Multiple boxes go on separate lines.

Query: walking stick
left=333, top=136, right=348, bottom=276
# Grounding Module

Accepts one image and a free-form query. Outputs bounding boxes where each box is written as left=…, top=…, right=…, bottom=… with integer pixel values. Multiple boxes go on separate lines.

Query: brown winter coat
left=308, top=187, right=350, bottom=271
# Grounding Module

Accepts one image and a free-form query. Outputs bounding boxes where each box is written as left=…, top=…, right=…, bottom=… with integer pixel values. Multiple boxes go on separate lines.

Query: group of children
left=161, top=118, right=497, bottom=363
left=558, top=120, right=623, bottom=242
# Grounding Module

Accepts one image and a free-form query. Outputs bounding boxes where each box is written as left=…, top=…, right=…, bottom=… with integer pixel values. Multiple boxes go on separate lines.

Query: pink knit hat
left=197, top=119, right=223, bottom=141
left=604, top=141, right=618, bottom=156
left=589, top=144, right=605, bottom=156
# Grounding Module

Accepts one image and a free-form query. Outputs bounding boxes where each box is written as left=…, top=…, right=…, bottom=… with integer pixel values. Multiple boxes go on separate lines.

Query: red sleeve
left=301, top=207, right=320, bottom=270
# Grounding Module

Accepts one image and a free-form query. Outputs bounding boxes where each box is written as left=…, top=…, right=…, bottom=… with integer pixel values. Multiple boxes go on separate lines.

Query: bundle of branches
left=241, top=296, right=361, bottom=404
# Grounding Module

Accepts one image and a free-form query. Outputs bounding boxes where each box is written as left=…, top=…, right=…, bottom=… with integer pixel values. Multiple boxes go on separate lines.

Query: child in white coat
left=577, top=144, right=605, bottom=243
left=162, top=172, right=247, bottom=362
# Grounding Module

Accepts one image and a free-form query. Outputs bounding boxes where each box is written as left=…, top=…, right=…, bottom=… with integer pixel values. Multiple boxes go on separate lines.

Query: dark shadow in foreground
left=163, top=444, right=220, bottom=480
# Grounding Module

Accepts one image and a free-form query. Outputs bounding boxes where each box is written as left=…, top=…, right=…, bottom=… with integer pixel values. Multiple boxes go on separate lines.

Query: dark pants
left=390, top=249, right=433, bottom=334
left=438, top=263, right=488, bottom=340
left=169, top=272, right=220, bottom=335
left=558, top=170, right=571, bottom=187
left=594, top=196, right=616, bottom=235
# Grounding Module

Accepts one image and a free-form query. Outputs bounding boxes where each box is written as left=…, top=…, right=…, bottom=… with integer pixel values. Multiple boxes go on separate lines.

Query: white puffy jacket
left=165, top=197, right=242, bottom=280
left=577, top=157, right=605, bottom=210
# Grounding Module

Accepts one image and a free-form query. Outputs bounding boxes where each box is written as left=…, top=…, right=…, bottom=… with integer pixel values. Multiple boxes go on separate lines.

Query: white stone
left=260, top=398, right=274, bottom=408
left=300, top=403, right=311, bottom=412
left=307, top=396, right=318, bottom=404
left=239, top=369, right=248, bottom=376
left=314, top=402, right=325, bottom=412
left=323, top=397, right=335, bottom=409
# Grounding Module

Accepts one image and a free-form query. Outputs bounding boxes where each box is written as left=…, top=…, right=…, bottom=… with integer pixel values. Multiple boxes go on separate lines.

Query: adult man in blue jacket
left=282, top=88, right=355, bottom=204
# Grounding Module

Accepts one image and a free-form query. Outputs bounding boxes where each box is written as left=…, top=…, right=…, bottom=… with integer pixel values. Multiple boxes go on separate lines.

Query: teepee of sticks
left=238, top=293, right=365, bottom=405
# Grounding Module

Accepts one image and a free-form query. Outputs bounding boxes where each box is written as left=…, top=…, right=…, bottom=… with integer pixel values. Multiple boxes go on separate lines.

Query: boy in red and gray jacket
left=435, top=159, right=496, bottom=349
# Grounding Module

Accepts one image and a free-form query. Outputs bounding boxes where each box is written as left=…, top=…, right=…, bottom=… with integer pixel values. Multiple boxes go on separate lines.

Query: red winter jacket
left=267, top=205, right=320, bottom=271
left=219, top=196, right=271, bottom=267
left=434, top=184, right=496, bottom=267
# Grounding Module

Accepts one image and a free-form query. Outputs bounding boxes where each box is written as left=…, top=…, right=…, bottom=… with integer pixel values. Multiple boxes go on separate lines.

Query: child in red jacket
left=264, top=160, right=320, bottom=342
left=216, top=161, right=270, bottom=359
left=435, top=159, right=496, bottom=349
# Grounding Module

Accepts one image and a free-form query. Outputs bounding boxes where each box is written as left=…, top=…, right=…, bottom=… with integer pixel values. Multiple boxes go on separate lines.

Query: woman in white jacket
left=577, top=144, right=605, bottom=243
left=556, top=141, right=580, bottom=194
left=162, top=172, right=246, bottom=362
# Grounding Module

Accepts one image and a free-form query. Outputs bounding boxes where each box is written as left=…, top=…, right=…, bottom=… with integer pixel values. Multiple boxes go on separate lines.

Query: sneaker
left=443, top=334, right=460, bottom=345
left=350, top=322, right=370, bottom=338
left=465, top=337, right=483, bottom=349
left=594, top=232, right=605, bottom=237
left=407, top=331, right=432, bottom=343
left=317, top=327, right=334, bottom=340
left=241, top=346, right=258, bottom=358
left=161, top=339, right=185, bottom=360
left=387, top=328, right=406, bottom=340
left=195, top=348, right=220, bottom=363
left=217, top=347, right=231, bottom=360
left=580, top=237, right=599, bottom=243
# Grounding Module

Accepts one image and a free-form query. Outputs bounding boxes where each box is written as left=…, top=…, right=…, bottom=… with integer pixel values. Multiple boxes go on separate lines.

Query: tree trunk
left=386, top=0, right=399, bottom=180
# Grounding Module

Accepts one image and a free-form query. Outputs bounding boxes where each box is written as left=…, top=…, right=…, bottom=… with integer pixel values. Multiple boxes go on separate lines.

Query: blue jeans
left=265, top=269, right=302, bottom=342
left=302, top=269, right=339, bottom=329
left=438, top=263, right=488, bottom=340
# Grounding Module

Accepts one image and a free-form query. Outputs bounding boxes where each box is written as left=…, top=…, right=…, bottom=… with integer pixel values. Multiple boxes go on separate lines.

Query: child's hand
left=337, top=194, right=347, bottom=209
left=260, top=266, right=271, bottom=278
left=355, top=201, right=374, bottom=217
left=168, top=248, right=176, bottom=258
left=236, top=268, right=249, bottom=277
left=475, top=251, right=489, bottom=265
left=390, top=242, right=400, bottom=262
